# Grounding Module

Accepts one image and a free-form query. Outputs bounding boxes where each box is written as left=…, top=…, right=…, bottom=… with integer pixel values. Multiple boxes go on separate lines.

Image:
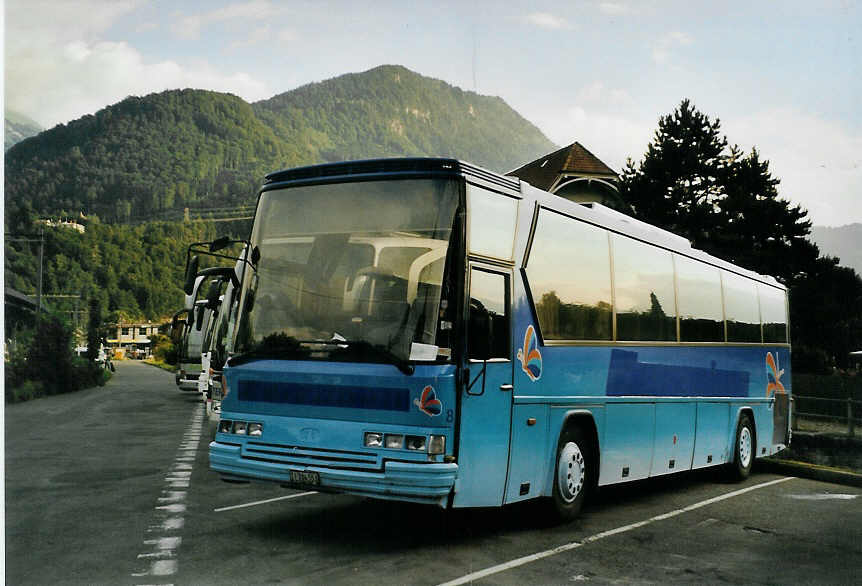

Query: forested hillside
left=254, top=65, right=554, bottom=172
left=5, top=90, right=298, bottom=226
left=4, top=220, right=237, bottom=322
left=4, top=65, right=555, bottom=226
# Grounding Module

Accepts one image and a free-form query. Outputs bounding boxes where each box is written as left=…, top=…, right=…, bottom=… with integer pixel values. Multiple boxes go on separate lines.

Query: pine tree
left=621, top=100, right=814, bottom=282
left=621, top=99, right=862, bottom=370
left=712, top=146, right=813, bottom=282
left=620, top=99, right=727, bottom=250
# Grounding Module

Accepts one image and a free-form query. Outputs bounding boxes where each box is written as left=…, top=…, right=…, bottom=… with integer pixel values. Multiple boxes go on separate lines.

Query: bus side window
left=759, top=284, right=788, bottom=343
left=723, top=271, right=761, bottom=343
left=468, top=268, right=510, bottom=360
left=676, top=254, right=724, bottom=342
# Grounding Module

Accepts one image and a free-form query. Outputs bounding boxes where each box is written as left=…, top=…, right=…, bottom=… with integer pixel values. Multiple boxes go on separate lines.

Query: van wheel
left=548, top=426, right=590, bottom=522
left=730, top=413, right=755, bottom=480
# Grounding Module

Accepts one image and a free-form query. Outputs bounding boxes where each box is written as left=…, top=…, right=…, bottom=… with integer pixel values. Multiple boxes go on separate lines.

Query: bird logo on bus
left=765, top=352, right=785, bottom=396
left=414, top=385, right=442, bottom=417
left=517, top=325, right=542, bottom=382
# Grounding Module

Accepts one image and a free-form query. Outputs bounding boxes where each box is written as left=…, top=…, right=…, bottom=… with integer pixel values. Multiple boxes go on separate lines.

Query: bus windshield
left=234, top=177, right=460, bottom=366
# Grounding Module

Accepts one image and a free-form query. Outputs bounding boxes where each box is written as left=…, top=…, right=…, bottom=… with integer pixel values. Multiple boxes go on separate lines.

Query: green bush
left=151, top=333, right=178, bottom=365
left=4, top=313, right=111, bottom=403
left=6, top=380, right=45, bottom=403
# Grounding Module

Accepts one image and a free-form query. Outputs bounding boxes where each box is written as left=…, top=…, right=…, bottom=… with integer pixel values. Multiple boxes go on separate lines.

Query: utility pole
left=36, top=227, right=44, bottom=316
left=5, top=230, right=46, bottom=317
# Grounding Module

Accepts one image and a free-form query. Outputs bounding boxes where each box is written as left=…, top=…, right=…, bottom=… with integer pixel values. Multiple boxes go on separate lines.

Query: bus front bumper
left=209, top=441, right=457, bottom=507
left=175, top=373, right=200, bottom=391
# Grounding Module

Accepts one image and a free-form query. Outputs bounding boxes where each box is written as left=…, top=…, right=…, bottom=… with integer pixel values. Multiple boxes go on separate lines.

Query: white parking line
left=436, top=476, right=795, bottom=586
left=133, top=404, right=204, bottom=582
left=214, top=491, right=318, bottom=512
left=787, top=493, right=858, bottom=500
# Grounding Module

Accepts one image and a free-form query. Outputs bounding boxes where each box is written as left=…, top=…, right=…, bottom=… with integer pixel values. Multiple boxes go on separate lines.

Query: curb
left=757, top=458, right=862, bottom=488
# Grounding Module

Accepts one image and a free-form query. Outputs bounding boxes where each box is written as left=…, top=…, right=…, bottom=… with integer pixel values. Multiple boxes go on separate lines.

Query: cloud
left=6, top=0, right=142, bottom=43
left=652, top=31, right=693, bottom=64
left=5, top=0, right=275, bottom=127
left=227, top=24, right=298, bottom=51
left=135, top=21, right=159, bottom=33
left=598, top=3, right=631, bottom=16
left=525, top=12, right=573, bottom=30
left=724, top=108, right=862, bottom=227
left=575, top=81, right=636, bottom=110
left=531, top=82, right=652, bottom=174
left=172, top=0, right=286, bottom=40
left=6, top=39, right=272, bottom=128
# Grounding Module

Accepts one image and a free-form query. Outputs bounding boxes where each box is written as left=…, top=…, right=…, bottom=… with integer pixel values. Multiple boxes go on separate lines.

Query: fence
left=791, top=373, right=862, bottom=437
left=793, top=395, right=861, bottom=436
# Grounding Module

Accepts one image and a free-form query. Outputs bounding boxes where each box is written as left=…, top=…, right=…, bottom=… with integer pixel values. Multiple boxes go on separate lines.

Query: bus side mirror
left=468, top=299, right=493, bottom=360
left=205, top=280, right=222, bottom=309
left=170, top=313, right=184, bottom=344
left=209, top=236, right=231, bottom=252
left=184, top=256, right=200, bottom=295
left=195, top=306, right=206, bottom=331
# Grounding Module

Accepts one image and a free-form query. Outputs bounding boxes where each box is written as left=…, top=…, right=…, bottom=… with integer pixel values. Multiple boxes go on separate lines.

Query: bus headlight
left=218, top=420, right=232, bottom=433
left=405, top=435, right=426, bottom=451
left=428, top=435, right=446, bottom=455
left=233, top=421, right=248, bottom=435
left=364, top=432, right=383, bottom=447
left=248, top=422, right=263, bottom=437
left=384, top=434, right=404, bottom=449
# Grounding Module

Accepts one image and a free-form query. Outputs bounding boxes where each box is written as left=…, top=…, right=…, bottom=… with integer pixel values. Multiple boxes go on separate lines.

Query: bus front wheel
left=730, top=413, right=755, bottom=480
left=548, top=426, right=591, bottom=521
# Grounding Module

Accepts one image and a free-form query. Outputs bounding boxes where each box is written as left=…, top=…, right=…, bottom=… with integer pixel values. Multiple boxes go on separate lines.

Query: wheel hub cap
left=739, top=427, right=752, bottom=468
left=557, top=441, right=585, bottom=503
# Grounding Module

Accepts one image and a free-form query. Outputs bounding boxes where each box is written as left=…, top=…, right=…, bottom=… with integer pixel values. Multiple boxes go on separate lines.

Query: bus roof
left=263, top=157, right=520, bottom=193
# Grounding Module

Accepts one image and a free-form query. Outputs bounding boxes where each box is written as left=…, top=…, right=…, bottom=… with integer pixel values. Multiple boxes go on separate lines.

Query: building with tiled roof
left=508, top=142, right=627, bottom=210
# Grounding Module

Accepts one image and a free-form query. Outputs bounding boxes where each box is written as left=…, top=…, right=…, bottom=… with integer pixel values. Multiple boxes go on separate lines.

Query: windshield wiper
left=331, top=340, right=415, bottom=375
left=229, top=335, right=415, bottom=375
left=227, top=335, right=311, bottom=366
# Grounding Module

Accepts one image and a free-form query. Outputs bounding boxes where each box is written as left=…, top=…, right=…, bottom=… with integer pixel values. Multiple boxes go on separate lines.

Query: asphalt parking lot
left=6, top=361, right=861, bottom=585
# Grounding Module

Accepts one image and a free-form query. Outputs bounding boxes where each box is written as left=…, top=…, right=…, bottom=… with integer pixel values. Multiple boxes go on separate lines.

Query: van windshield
left=234, top=178, right=460, bottom=365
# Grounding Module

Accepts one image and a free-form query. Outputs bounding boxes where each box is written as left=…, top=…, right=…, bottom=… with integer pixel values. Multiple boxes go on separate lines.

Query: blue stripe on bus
left=606, top=348, right=749, bottom=397
left=237, top=380, right=411, bottom=411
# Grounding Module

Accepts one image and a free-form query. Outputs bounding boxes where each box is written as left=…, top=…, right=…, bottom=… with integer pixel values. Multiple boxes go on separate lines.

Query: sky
left=4, top=0, right=861, bottom=227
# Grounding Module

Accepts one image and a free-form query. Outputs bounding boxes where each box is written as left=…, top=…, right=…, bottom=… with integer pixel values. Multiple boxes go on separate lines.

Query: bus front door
left=454, top=266, right=513, bottom=507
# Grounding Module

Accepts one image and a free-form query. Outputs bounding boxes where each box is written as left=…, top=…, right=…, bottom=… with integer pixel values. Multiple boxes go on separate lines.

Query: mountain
left=810, top=224, right=862, bottom=276
left=253, top=65, right=555, bottom=172
left=5, top=110, right=43, bottom=150
left=4, top=65, right=555, bottom=226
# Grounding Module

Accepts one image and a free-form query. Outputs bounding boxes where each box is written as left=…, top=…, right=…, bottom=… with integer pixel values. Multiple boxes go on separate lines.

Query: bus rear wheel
left=730, top=413, right=755, bottom=480
left=548, top=426, right=590, bottom=522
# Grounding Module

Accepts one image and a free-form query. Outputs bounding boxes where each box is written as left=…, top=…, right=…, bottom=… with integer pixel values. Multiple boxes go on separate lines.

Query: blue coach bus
left=209, top=158, right=791, bottom=520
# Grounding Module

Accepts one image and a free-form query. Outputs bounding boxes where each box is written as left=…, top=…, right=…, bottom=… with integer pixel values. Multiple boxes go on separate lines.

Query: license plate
left=289, top=470, right=320, bottom=487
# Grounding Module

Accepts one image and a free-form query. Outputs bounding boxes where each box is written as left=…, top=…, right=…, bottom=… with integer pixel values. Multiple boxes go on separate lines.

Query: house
left=105, top=321, right=161, bottom=359
left=40, top=218, right=86, bottom=233
left=507, top=142, right=628, bottom=211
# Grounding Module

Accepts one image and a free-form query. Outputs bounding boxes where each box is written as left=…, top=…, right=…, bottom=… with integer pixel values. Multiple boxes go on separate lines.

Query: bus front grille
left=241, top=441, right=381, bottom=471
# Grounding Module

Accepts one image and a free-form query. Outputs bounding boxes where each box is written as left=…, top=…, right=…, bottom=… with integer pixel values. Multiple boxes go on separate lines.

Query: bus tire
left=547, top=426, right=591, bottom=522
left=730, top=413, right=755, bottom=480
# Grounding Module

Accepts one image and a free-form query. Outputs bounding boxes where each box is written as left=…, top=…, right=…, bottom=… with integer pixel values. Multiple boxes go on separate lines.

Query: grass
left=144, top=358, right=178, bottom=373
